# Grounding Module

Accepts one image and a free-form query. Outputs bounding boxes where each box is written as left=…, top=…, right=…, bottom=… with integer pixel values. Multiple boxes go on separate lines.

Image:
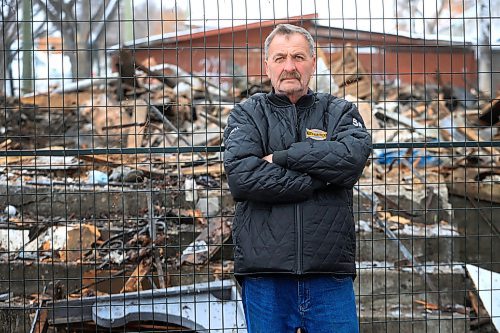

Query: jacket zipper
left=293, top=105, right=299, bottom=141
left=296, top=203, right=303, bottom=273
left=292, top=105, right=303, bottom=274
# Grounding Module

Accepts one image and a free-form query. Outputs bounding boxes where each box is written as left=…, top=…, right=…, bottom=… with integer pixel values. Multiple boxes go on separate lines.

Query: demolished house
left=0, top=15, right=498, bottom=333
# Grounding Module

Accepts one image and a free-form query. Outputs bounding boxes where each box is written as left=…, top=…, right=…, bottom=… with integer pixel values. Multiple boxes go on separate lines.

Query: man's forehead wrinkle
left=270, top=49, right=307, bottom=58
left=269, top=39, right=309, bottom=56
left=272, top=51, right=287, bottom=57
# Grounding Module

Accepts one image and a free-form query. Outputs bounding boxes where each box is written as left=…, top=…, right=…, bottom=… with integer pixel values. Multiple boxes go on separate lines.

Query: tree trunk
left=74, top=48, right=92, bottom=80
left=66, top=26, right=92, bottom=81
left=72, top=0, right=92, bottom=80
left=0, top=55, right=5, bottom=96
left=478, top=0, right=492, bottom=97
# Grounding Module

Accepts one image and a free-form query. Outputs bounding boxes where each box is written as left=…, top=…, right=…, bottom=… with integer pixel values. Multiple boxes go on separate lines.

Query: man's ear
left=264, top=60, right=270, bottom=78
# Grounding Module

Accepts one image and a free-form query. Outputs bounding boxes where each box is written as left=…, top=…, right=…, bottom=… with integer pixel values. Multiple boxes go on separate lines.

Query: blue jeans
left=241, top=275, right=359, bottom=333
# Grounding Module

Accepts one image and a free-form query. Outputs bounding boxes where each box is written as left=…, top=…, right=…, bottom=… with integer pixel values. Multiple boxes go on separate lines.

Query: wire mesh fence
left=0, top=0, right=499, bottom=332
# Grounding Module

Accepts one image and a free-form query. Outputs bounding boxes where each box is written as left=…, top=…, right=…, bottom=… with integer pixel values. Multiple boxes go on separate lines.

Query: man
left=223, top=24, right=372, bottom=333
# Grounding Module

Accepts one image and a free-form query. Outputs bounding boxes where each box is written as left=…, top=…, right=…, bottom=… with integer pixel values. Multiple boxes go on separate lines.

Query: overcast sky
left=153, top=0, right=499, bottom=42
left=186, top=0, right=398, bottom=33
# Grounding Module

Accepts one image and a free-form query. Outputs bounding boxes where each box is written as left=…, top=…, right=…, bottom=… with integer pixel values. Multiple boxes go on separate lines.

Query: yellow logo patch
left=305, top=128, right=327, bottom=141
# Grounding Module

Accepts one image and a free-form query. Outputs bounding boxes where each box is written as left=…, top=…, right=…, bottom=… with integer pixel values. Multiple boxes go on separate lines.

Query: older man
left=223, top=24, right=372, bottom=333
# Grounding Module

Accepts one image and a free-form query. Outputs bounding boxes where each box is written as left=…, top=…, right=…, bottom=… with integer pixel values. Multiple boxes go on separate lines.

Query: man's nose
left=283, top=56, right=296, bottom=71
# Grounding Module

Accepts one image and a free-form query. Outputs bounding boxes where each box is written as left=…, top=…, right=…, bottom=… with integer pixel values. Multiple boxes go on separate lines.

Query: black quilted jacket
left=223, top=90, right=372, bottom=276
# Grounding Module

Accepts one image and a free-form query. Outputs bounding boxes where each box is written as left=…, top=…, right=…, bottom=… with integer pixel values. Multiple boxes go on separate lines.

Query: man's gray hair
left=264, top=24, right=315, bottom=60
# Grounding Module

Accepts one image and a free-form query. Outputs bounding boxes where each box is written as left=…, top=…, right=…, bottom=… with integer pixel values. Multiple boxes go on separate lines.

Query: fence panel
left=0, top=0, right=498, bottom=332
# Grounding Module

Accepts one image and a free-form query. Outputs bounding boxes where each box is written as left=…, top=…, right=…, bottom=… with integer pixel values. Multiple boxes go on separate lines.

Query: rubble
left=18, top=223, right=100, bottom=262
left=180, top=217, right=232, bottom=266
left=330, top=46, right=373, bottom=99
left=0, top=45, right=497, bottom=331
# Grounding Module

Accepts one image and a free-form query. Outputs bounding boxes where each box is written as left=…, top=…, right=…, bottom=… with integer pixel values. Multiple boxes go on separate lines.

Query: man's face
left=265, top=33, right=316, bottom=103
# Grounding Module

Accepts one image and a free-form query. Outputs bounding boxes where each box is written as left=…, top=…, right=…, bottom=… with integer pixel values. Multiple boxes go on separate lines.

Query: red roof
left=118, top=13, right=318, bottom=49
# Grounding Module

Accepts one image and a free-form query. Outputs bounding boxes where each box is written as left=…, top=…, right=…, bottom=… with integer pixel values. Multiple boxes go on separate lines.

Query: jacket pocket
left=302, top=203, right=355, bottom=271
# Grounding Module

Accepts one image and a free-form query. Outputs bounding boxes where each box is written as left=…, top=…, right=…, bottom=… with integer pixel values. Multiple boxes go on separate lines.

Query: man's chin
left=277, top=83, right=303, bottom=93
left=275, top=88, right=308, bottom=103
left=277, top=86, right=304, bottom=95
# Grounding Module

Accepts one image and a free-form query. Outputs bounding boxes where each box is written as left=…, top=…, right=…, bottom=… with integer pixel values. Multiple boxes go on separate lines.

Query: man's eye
left=295, top=55, right=304, bottom=61
left=275, top=57, right=284, bottom=62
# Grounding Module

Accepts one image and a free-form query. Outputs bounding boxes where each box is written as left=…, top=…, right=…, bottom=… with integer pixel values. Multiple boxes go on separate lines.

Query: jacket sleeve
left=223, top=102, right=323, bottom=203
left=272, top=101, right=372, bottom=188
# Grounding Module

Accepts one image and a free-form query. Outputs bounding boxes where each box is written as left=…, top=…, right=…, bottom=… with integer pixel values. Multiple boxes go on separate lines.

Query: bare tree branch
left=396, top=0, right=472, bottom=34
left=33, top=0, right=115, bottom=80
left=1, top=0, right=22, bottom=94
left=425, top=0, right=449, bottom=33
left=91, top=0, right=105, bottom=22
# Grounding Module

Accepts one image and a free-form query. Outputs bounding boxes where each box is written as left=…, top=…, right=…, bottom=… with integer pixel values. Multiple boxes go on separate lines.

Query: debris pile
left=0, top=46, right=498, bottom=331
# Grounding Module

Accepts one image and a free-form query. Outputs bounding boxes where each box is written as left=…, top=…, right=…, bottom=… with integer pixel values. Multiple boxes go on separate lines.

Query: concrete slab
left=359, top=301, right=469, bottom=333
left=355, top=183, right=453, bottom=224
left=449, top=194, right=500, bottom=273
left=0, top=261, right=96, bottom=296
left=355, top=262, right=467, bottom=306
left=0, top=183, right=234, bottom=218
left=357, top=221, right=461, bottom=263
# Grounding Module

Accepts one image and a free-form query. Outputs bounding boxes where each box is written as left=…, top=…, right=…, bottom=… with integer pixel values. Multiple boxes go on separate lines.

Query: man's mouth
left=279, top=71, right=301, bottom=82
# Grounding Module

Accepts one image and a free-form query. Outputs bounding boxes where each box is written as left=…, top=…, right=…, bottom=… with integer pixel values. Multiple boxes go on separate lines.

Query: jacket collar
left=267, top=88, right=316, bottom=108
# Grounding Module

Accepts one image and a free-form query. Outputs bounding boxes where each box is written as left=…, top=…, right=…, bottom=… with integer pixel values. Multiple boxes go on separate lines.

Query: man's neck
left=268, top=89, right=315, bottom=108
left=274, top=90, right=307, bottom=104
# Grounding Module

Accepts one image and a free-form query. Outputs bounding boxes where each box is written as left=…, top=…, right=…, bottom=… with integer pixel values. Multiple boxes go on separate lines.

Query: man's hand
left=262, top=154, right=273, bottom=163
